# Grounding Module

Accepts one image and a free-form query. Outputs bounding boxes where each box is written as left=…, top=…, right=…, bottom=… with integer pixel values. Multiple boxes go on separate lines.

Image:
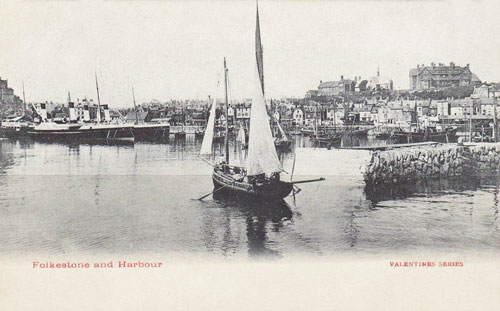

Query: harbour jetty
left=364, top=142, right=500, bottom=185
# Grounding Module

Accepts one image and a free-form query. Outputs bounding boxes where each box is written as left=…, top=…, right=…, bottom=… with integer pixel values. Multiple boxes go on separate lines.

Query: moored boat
left=313, top=132, right=342, bottom=148
left=391, top=127, right=458, bottom=144
left=0, top=116, right=33, bottom=139
left=199, top=4, right=324, bottom=202
left=132, top=123, right=170, bottom=141
left=27, top=122, right=135, bottom=141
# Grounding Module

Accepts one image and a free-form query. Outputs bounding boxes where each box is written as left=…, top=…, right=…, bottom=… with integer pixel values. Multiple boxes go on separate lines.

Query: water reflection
left=213, top=192, right=293, bottom=258
left=364, top=177, right=485, bottom=205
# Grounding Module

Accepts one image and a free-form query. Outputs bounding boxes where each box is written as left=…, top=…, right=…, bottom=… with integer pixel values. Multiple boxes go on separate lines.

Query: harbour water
left=1, top=136, right=499, bottom=259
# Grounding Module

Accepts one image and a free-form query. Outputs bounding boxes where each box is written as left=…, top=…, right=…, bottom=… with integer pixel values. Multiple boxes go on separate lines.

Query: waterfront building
left=435, top=100, right=450, bottom=117
left=409, top=62, right=481, bottom=90
left=449, top=98, right=474, bottom=118
left=478, top=98, right=498, bottom=116
left=373, top=106, right=391, bottom=127
left=293, top=108, right=304, bottom=125
left=304, top=110, right=316, bottom=126
left=227, top=106, right=235, bottom=120
left=359, top=105, right=374, bottom=123
left=325, top=105, right=344, bottom=125
left=190, top=111, right=207, bottom=126
left=235, top=105, right=251, bottom=120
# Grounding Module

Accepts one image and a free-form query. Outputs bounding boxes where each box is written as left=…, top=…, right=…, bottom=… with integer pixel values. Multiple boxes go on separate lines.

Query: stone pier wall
left=364, top=143, right=500, bottom=185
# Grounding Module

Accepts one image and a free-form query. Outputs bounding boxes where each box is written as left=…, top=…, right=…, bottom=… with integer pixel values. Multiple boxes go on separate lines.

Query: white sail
left=200, top=97, right=217, bottom=155
left=246, top=63, right=284, bottom=176
left=276, top=119, right=288, bottom=141
left=237, top=126, right=246, bottom=143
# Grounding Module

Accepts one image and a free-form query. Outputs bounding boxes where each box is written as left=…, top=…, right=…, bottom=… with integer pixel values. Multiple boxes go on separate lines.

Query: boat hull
left=28, top=125, right=135, bottom=141
left=212, top=170, right=293, bottom=201
left=0, top=126, right=32, bottom=139
left=391, top=129, right=458, bottom=144
left=274, top=140, right=292, bottom=150
left=313, top=134, right=342, bottom=147
left=133, top=125, right=170, bottom=142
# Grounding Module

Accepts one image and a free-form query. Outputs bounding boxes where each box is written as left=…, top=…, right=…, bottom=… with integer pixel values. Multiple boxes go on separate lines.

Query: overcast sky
left=1, top=0, right=500, bottom=107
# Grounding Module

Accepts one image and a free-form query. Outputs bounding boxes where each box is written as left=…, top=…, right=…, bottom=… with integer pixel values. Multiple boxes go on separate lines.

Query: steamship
left=27, top=102, right=169, bottom=142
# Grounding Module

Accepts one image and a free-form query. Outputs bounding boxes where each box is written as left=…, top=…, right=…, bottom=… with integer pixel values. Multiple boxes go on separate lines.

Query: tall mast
left=224, top=57, right=229, bottom=164
left=469, top=100, right=473, bottom=142
left=95, top=71, right=102, bottom=123
left=22, top=81, right=26, bottom=115
left=132, top=86, right=139, bottom=125
left=255, top=0, right=264, bottom=96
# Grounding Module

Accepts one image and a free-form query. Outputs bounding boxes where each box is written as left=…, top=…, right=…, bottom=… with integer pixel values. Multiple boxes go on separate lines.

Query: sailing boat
left=200, top=3, right=323, bottom=201
left=312, top=103, right=342, bottom=148
left=273, top=116, right=291, bottom=150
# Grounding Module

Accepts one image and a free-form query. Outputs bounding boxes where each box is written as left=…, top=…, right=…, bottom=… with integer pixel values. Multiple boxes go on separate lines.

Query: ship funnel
left=103, top=104, right=110, bottom=122
left=37, top=103, right=48, bottom=121
left=83, top=104, right=90, bottom=121
left=68, top=102, right=77, bottom=121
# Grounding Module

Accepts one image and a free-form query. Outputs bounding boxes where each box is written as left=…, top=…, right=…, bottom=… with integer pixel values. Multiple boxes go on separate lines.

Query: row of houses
left=291, top=83, right=500, bottom=129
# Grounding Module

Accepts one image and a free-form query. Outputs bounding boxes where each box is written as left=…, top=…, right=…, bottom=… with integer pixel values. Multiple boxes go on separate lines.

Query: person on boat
left=271, top=172, right=280, bottom=181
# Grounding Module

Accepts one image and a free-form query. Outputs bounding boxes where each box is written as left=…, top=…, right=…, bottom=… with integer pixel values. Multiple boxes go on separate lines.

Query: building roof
left=369, top=76, right=392, bottom=85
left=356, top=80, right=368, bottom=88
left=410, top=63, right=473, bottom=78
left=471, top=73, right=481, bottom=82
left=318, top=81, right=339, bottom=88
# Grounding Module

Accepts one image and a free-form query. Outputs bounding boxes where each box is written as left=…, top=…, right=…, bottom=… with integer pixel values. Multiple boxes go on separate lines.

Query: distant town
left=1, top=62, right=499, bottom=133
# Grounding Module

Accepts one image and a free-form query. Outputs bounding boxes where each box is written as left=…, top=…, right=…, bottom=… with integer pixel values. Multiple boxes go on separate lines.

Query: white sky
left=1, top=0, right=500, bottom=107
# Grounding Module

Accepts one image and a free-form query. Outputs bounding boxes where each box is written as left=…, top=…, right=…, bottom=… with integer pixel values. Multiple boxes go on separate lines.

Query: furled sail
left=200, top=96, right=217, bottom=155
left=246, top=63, right=284, bottom=176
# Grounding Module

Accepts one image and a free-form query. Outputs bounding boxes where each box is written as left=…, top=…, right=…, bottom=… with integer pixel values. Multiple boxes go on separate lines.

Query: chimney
left=466, top=63, right=470, bottom=68
left=83, top=104, right=90, bottom=121
left=37, top=103, right=48, bottom=121
left=417, top=65, right=420, bottom=69
left=103, top=104, right=110, bottom=121
left=68, top=102, right=77, bottom=121
left=450, top=62, right=455, bottom=68
left=340, top=75, right=344, bottom=80
left=431, top=62, right=436, bottom=68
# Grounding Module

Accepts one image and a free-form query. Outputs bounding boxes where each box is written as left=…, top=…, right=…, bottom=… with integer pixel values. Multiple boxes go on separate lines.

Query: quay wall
left=364, top=143, right=500, bottom=184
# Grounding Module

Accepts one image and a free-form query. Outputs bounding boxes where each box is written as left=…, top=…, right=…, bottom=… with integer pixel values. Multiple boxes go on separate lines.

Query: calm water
left=0, top=135, right=499, bottom=259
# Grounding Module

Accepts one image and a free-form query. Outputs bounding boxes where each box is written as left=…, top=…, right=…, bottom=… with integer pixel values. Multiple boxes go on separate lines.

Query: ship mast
left=132, top=86, right=139, bottom=125
left=22, top=81, right=26, bottom=115
left=224, top=57, right=229, bottom=164
left=255, top=0, right=264, bottom=96
left=95, top=71, right=102, bottom=123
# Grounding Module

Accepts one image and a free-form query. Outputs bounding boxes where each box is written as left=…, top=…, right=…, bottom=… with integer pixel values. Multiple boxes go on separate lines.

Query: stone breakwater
left=364, top=143, right=500, bottom=185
